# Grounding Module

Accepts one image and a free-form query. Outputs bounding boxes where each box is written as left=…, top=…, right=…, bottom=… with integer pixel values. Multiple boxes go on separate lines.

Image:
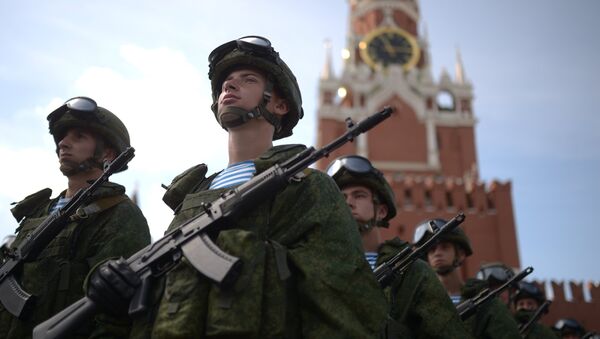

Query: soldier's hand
left=87, top=258, right=140, bottom=316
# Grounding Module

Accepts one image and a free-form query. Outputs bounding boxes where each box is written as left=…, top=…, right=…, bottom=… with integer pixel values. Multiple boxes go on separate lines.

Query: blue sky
left=1, top=0, right=599, bottom=285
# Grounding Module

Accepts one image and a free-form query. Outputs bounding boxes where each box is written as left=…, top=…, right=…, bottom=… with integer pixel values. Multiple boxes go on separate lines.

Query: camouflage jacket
left=0, top=182, right=150, bottom=339
left=461, top=279, right=522, bottom=339
left=376, top=238, right=473, bottom=339
left=132, top=144, right=387, bottom=339
left=522, top=322, right=559, bottom=339
left=516, top=312, right=559, bottom=339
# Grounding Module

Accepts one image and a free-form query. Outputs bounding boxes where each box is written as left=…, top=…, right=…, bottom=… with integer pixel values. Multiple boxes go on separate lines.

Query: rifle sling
left=69, top=195, right=129, bottom=221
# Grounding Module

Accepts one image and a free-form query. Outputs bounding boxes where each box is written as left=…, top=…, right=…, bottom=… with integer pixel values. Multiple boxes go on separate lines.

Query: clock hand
left=381, top=37, right=397, bottom=56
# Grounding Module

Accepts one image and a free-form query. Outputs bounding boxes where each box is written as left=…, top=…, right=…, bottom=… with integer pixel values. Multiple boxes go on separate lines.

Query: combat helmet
left=47, top=96, right=131, bottom=172
left=553, top=318, right=585, bottom=337
left=514, top=281, right=546, bottom=305
left=208, top=35, right=303, bottom=140
left=326, top=155, right=397, bottom=226
left=413, top=218, right=473, bottom=256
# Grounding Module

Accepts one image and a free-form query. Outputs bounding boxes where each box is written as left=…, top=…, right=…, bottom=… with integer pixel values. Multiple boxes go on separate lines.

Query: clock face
left=360, top=27, right=421, bottom=70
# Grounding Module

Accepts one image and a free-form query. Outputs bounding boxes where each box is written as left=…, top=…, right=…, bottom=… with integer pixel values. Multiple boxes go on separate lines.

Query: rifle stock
left=0, top=147, right=135, bottom=318
left=33, top=106, right=394, bottom=339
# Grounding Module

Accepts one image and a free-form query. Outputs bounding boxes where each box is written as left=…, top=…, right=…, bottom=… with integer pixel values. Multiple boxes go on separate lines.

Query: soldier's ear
left=102, top=147, right=117, bottom=163
left=376, top=204, right=388, bottom=221
left=271, top=96, right=289, bottom=117
left=455, top=247, right=466, bottom=263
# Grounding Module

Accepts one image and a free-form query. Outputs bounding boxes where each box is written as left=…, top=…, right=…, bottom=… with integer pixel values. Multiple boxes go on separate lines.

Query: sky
left=1, top=0, right=599, bottom=286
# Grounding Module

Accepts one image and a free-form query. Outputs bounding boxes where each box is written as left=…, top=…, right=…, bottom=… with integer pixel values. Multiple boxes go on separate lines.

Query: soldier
left=87, top=36, right=387, bottom=338
left=513, top=281, right=558, bottom=338
left=476, top=261, right=516, bottom=305
left=416, top=220, right=522, bottom=339
left=326, top=155, right=472, bottom=338
left=553, top=318, right=586, bottom=339
left=0, top=96, right=151, bottom=338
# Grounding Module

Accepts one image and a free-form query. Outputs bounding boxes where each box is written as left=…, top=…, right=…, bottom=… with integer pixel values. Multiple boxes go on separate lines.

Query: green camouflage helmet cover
left=428, top=219, right=473, bottom=256
left=332, top=166, right=397, bottom=226
left=208, top=39, right=304, bottom=140
left=48, top=105, right=131, bottom=171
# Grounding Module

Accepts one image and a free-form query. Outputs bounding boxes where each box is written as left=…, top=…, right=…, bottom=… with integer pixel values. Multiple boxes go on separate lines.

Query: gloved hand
left=87, top=258, right=140, bottom=316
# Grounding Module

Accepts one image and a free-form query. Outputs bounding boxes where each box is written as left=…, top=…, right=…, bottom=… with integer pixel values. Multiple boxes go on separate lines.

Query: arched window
left=436, top=90, right=455, bottom=111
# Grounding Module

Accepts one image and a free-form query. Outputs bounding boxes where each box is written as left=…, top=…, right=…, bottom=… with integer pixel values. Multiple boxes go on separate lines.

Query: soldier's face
left=57, top=127, right=97, bottom=174
left=515, top=298, right=538, bottom=311
left=218, top=68, right=289, bottom=118
left=427, top=241, right=457, bottom=269
left=218, top=68, right=266, bottom=112
left=342, top=186, right=375, bottom=224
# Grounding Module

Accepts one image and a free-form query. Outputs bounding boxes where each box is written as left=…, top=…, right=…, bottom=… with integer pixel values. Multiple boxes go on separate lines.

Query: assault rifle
left=518, top=300, right=551, bottom=337
left=33, top=107, right=394, bottom=339
left=457, top=266, right=534, bottom=321
left=374, top=212, right=465, bottom=288
left=0, top=147, right=135, bottom=318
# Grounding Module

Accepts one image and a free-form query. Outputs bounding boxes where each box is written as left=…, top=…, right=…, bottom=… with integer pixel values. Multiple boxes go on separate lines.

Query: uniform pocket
left=205, top=229, right=267, bottom=337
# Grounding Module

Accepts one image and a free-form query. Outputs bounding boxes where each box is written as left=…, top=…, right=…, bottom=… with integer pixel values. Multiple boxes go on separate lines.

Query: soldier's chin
left=435, top=265, right=455, bottom=276
left=59, top=161, right=81, bottom=176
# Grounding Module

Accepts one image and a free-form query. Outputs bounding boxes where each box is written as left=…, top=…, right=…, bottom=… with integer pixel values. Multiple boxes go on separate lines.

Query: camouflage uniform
left=0, top=182, right=150, bottom=339
left=377, top=238, right=473, bottom=339
left=461, top=278, right=522, bottom=339
left=131, top=144, right=387, bottom=338
left=521, top=322, right=559, bottom=339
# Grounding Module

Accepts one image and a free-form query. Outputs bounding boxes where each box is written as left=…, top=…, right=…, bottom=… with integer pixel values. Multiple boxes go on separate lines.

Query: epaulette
left=162, top=164, right=209, bottom=211
left=10, top=188, right=52, bottom=222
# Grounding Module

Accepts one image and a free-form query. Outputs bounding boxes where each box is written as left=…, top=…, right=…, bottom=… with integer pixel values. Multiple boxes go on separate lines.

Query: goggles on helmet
left=326, top=155, right=383, bottom=181
left=516, top=281, right=543, bottom=296
left=47, top=96, right=104, bottom=125
left=477, top=264, right=515, bottom=283
left=413, top=220, right=441, bottom=246
left=554, top=318, right=584, bottom=332
left=208, top=35, right=279, bottom=73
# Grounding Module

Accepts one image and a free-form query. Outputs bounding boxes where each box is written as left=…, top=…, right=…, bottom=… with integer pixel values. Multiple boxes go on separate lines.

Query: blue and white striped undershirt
left=365, top=252, right=378, bottom=271
left=450, top=295, right=462, bottom=305
left=209, top=160, right=257, bottom=190
left=50, top=197, right=71, bottom=214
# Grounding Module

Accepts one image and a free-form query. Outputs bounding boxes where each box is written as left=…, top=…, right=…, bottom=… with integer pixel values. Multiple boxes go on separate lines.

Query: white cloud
left=0, top=44, right=230, bottom=240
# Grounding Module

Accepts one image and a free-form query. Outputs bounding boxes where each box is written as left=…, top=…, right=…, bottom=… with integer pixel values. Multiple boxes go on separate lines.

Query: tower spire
left=321, top=39, right=333, bottom=80
left=455, top=46, right=467, bottom=84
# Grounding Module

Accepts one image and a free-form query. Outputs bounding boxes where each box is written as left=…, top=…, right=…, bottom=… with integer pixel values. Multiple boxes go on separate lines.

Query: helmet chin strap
left=357, top=219, right=377, bottom=233
left=357, top=200, right=382, bottom=234
left=215, top=81, right=283, bottom=134
left=435, top=257, right=463, bottom=276
left=60, top=157, right=104, bottom=177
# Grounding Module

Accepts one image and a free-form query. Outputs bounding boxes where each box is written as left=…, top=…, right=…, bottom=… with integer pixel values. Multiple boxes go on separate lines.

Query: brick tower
left=316, top=0, right=520, bottom=278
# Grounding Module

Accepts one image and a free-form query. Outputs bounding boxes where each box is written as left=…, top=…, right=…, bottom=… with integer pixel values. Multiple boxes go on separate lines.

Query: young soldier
left=88, top=36, right=387, bottom=338
left=418, top=221, right=522, bottom=339
left=477, top=262, right=516, bottom=305
left=326, top=155, right=472, bottom=339
left=513, top=281, right=558, bottom=339
left=0, top=97, right=151, bottom=338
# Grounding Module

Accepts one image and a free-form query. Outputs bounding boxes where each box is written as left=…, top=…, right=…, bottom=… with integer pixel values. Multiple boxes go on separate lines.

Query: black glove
left=87, top=258, right=141, bottom=316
